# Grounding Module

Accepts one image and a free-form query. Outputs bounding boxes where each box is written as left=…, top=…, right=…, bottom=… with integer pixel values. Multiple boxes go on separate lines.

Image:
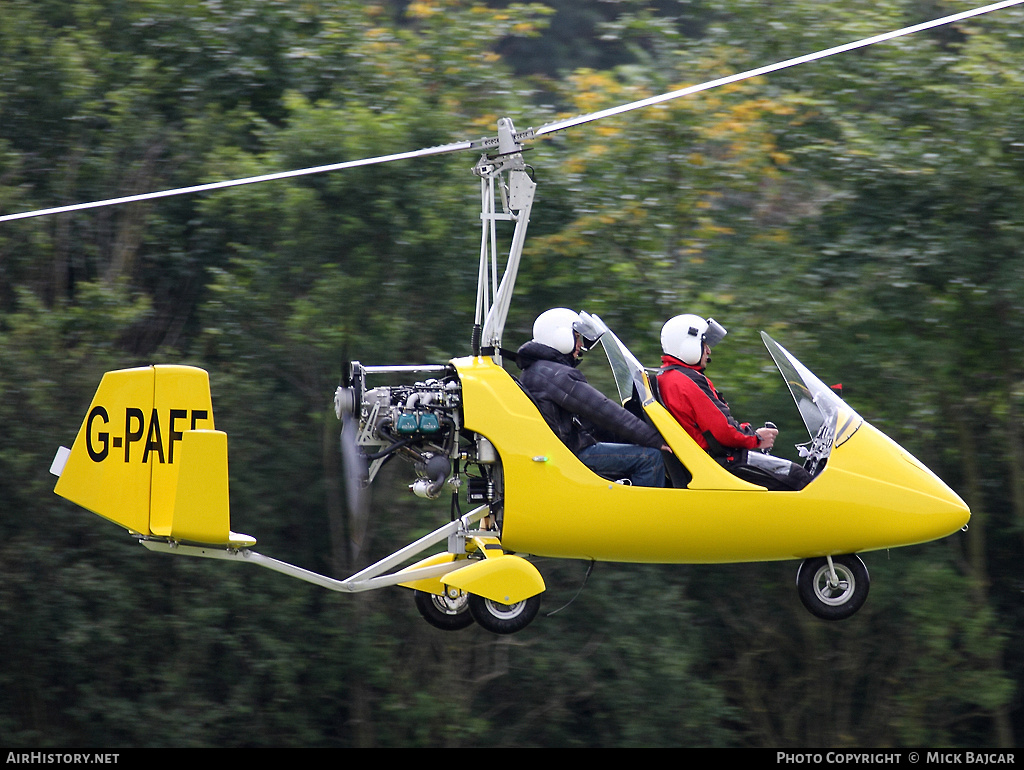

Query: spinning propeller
left=335, top=362, right=370, bottom=559
left=1, top=0, right=1021, bottom=225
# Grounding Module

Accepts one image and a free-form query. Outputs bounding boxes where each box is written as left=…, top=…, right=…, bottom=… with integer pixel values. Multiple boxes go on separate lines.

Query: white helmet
left=533, top=308, right=606, bottom=355
left=661, top=314, right=727, bottom=365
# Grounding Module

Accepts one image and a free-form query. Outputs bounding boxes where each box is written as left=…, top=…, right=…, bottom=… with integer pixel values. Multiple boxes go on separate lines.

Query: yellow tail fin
left=51, top=365, right=255, bottom=547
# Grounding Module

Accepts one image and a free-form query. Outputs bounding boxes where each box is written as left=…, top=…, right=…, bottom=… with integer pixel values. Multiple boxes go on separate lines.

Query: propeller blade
left=534, top=0, right=1024, bottom=137
left=340, top=411, right=371, bottom=558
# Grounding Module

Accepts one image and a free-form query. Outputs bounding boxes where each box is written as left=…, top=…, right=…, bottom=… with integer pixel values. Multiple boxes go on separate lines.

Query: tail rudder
left=51, top=365, right=254, bottom=547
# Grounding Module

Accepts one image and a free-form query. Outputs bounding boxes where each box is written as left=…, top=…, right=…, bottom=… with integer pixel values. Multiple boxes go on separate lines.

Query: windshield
left=592, top=316, right=648, bottom=405
left=760, top=331, right=862, bottom=446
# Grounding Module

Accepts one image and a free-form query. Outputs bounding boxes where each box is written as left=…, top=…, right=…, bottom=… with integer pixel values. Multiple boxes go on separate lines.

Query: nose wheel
left=796, top=554, right=869, bottom=620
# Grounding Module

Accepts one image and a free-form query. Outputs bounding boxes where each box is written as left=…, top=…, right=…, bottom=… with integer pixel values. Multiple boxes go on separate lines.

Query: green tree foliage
left=1, top=0, right=1022, bottom=747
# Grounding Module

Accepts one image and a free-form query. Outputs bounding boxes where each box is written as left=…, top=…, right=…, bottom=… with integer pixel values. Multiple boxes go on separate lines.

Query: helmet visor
left=575, top=311, right=608, bottom=351
left=704, top=318, right=728, bottom=348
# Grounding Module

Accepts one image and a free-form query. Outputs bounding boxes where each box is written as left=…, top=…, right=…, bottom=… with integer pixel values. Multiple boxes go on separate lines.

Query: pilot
left=516, top=308, right=670, bottom=487
left=657, top=314, right=812, bottom=491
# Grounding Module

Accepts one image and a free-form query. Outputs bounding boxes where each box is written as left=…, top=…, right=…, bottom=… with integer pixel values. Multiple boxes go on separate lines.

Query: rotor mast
left=472, top=117, right=536, bottom=363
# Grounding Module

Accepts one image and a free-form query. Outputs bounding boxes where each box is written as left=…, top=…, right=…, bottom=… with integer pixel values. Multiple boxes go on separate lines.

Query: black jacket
left=516, top=341, right=664, bottom=455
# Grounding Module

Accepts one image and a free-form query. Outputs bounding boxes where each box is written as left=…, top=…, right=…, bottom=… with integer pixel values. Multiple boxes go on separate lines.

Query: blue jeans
left=578, top=442, right=666, bottom=488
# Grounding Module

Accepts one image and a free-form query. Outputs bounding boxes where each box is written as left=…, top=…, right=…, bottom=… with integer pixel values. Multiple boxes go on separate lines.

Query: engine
left=336, top=363, right=501, bottom=508
left=360, top=377, right=461, bottom=496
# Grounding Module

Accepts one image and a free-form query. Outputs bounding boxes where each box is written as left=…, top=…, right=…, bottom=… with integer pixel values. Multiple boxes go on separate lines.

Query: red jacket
left=657, top=355, right=759, bottom=453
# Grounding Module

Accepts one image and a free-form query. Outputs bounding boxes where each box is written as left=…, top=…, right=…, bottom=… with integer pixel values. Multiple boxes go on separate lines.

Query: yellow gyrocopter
left=19, top=3, right=1017, bottom=633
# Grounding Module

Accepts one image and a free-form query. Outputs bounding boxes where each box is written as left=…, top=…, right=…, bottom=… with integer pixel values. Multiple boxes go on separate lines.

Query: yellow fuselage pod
left=454, top=356, right=970, bottom=564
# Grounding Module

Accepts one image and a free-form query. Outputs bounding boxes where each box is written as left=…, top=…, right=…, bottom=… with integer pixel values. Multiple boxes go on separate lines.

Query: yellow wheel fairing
left=440, top=555, right=545, bottom=605
left=397, top=548, right=546, bottom=605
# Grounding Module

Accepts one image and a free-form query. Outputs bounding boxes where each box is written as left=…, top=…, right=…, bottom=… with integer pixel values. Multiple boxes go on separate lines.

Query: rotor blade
left=0, top=139, right=475, bottom=223
left=4, top=0, right=1019, bottom=224
left=535, top=0, right=1024, bottom=138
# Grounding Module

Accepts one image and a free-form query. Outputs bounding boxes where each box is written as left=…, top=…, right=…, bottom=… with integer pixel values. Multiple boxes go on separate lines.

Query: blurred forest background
left=2, top=0, right=1023, bottom=748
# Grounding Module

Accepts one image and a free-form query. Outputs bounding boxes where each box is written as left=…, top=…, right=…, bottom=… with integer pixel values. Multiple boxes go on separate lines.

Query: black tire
left=414, top=589, right=475, bottom=631
left=796, top=554, right=870, bottom=621
left=467, top=593, right=541, bottom=635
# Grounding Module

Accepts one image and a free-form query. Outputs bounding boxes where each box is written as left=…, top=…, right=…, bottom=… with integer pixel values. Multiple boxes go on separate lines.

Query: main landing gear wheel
left=467, top=593, right=541, bottom=634
left=414, top=589, right=475, bottom=631
left=796, top=554, right=870, bottom=621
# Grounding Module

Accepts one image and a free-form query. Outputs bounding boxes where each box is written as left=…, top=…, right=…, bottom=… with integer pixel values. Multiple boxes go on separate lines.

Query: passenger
left=657, top=314, right=812, bottom=491
left=517, top=308, right=670, bottom=487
